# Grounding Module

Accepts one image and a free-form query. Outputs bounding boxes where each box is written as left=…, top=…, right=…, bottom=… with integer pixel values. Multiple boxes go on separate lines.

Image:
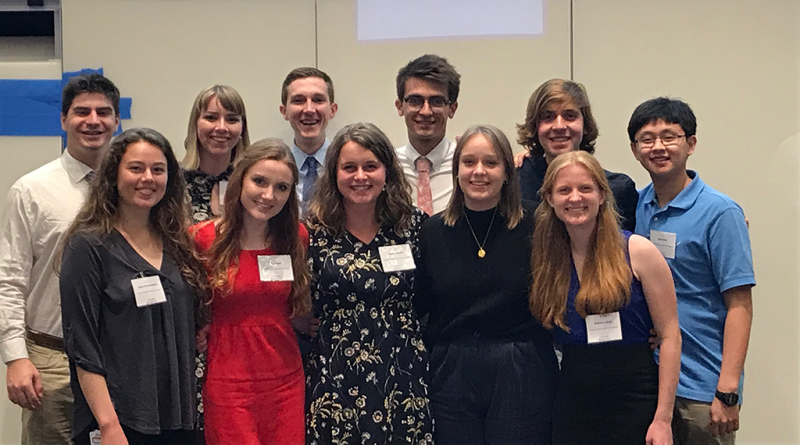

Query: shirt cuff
left=0, top=337, right=29, bottom=364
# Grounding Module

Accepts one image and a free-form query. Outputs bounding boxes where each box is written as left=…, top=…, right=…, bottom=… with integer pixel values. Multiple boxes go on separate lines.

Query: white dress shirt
left=396, top=137, right=456, bottom=215
left=290, top=138, right=329, bottom=203
left=0, top=150, right=92, bottom=363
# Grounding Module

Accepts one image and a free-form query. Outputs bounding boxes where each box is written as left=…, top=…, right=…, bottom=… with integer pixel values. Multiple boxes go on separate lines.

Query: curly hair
left=529, top=151, right=631, bottom=330
left=62, top=127, right=209, bottom=315
left=202, top=138, right=311, bottom=316
left=182, top=85, right=250, bottom=170
left=308, top=122, right=414, bottom=236
left=516, top=78, right=598, bottom=158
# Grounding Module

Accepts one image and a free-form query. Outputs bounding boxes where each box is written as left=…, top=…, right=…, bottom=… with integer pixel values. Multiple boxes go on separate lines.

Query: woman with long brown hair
left=60, top=128, right=205, bottom=444
left=192, top=138, right=310, bottom=444
left=530, top=151, right=680, bottom=445
left=305, top=122, right=433, bottom=444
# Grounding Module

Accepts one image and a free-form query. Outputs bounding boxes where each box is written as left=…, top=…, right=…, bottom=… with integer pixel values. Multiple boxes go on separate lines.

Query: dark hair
left=516, top=78, right=598, bottom=157
left=63, top=127, right=208, bottom=308
left=204, top=138, right=311, bottom=316
left=281, top=67, right=335, bottom=105
left=61, top=73, right=120, bottom=116
left=396, top=54, right=461, bottom=103
left=627, top=97, right=697, bottom=142
left=443, top=125, right=523, bottom=229
left=309, top=122, right=414, bottom=236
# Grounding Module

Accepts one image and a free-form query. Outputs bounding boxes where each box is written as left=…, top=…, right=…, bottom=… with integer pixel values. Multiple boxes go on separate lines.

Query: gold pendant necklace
left=463, top=206, right=497, bottom=258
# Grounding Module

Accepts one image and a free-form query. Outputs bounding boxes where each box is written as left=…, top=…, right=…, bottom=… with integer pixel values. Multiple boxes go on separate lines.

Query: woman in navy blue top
left=529, top=151, right=681, bottom=445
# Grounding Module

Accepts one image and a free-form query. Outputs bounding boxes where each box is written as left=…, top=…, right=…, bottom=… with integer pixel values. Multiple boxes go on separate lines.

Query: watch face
left=716, top=390, right=738, bottom=406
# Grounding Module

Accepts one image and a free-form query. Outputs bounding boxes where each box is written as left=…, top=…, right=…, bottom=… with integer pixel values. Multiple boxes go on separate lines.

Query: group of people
left=0, top=53, right=754, bottom=445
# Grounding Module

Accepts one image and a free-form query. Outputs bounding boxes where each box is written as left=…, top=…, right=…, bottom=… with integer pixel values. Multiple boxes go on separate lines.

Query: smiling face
left=537, top=101, right=584, bottom=164
left=547, top=163, right=605, bottom=230
left=280, top=76, right=337, bottom=153
left=630, top=119, right=695, bottom=180
left=117, top=141, right=168, bottom=211
left=336, top=141, right=386, bottom=209
left=239, top=159, right=294, bottom=225
left=457, top=134, right=507, bottom=211
left=395, top=77, right=457, bottom=150
left=61, top=92, right=119, bottom=157
left=196, top=96, right=243, bottom=160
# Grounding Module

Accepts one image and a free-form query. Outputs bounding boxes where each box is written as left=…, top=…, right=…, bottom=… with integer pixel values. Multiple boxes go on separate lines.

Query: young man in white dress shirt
left=395, top=54, right=461, bottom=215
left=0, top=74, right=120, bottom=444
left=280, top=67, right=338, bottom=214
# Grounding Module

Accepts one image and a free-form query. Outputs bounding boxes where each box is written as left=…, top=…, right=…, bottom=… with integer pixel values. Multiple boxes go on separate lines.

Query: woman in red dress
left=192, top=138, right=311, bottom=444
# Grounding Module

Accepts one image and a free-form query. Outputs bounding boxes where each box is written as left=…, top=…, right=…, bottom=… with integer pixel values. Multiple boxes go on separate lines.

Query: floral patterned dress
left=306, top=209, right=434, bottom=445
left=183, top=166, right=232, bottom=434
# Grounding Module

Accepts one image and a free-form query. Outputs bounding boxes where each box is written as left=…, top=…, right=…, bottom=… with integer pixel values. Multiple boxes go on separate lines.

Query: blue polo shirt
left=636, top=170, right=755, bottom=404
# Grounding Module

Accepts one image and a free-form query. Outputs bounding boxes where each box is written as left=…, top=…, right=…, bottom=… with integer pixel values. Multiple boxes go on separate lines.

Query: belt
left=25, top=328, right=64, bottom=352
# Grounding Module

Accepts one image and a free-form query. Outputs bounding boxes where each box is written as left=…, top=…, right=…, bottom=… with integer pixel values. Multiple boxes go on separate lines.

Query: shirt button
left=653, top=217, right=658, bottom=221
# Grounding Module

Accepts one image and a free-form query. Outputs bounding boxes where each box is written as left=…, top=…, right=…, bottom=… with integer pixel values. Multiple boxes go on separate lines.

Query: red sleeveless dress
left=194, top=222, right=306, bottom=445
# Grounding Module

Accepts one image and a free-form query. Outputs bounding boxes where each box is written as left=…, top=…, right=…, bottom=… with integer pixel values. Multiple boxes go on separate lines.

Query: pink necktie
left=415, top=156, right=433, bottom=215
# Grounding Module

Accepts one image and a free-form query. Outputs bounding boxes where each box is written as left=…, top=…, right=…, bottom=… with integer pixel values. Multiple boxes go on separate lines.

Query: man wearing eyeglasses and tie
left=629, top=97, right=755, bottom=445
left=280, top=67, right=338, bottom=216
left=395, top=54, right=461, bottom=216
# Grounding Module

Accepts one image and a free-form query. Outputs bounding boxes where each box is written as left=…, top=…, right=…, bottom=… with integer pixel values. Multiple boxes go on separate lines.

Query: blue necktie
left=302, top=156, right=319, bottom=213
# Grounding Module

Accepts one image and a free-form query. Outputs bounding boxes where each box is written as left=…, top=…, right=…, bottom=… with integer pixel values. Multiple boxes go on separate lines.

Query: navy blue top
left=553, top=231, right=654, bottom=345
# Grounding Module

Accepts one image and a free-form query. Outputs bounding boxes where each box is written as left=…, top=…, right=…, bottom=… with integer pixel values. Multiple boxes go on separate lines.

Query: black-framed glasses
left=403, top=95, right=451, bottom=112
left=636, top=134, right=686, bottom=149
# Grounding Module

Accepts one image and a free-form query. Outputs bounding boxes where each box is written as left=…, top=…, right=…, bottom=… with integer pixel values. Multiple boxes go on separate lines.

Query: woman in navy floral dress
left=305, top=123, right=433, bottom=445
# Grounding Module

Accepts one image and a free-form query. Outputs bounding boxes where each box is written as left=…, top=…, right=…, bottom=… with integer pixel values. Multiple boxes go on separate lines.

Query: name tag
left=131, top=275, right=167, bottom=308
left=89, top=430, right=101, bottom=444
left=258, top=255, right=294, bottom=281
left=378, top=244, right=416, bottom=272
left=218, top=180, right=228, bottom=204
left=585, top=312, right=623, bottom=344
left=650, top=229, right=676, bottom=259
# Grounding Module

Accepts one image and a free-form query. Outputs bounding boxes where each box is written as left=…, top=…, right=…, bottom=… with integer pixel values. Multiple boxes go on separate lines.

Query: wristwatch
left=715, top=389, right=739, bottom=407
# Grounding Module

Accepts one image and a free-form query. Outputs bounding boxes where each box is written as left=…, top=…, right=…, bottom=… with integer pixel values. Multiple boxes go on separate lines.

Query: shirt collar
left=407, top=137, right=451, bottom=173
left=60, top=149, right=94, bottom=184
left=291, top=138, right=329, bottom=169
left=645, top=170, right=704, bottom=210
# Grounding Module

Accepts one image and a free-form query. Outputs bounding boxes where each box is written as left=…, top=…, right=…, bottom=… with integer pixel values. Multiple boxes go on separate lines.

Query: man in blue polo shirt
left=628, top=97, right=755, bottom=445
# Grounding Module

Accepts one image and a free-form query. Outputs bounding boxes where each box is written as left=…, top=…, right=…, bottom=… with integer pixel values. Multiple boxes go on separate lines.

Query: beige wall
left=1, top=1, right=797, bottom=443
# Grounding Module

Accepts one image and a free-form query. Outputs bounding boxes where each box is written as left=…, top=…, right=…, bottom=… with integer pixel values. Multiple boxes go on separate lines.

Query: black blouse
left=60, top=231, right=196, bottom=437
left=416, top=201, right=550, bottom=347
left=518, top=155, right=639, bottom=232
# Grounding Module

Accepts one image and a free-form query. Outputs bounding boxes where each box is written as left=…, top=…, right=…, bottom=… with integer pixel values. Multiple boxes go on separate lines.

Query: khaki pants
left=21, top=339, right=72, bottom=445
left=673, top=396, right=736, bottom=445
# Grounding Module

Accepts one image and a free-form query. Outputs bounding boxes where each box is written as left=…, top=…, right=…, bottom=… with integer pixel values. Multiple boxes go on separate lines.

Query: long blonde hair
left=182, top=85, right=250, bottom=170
left=202, top=138, right=311, bottom=316
left=529, top=151, right=630, bottom=330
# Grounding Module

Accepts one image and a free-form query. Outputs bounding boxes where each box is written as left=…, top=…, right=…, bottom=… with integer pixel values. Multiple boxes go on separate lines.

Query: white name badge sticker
left=378, top=244, right=416, bottom=272
left=585, top=312, right=623, bottom=344
left=218, top=180, right=228, bottom=204
left=89, top=430, right=101, bottom=445
left=131, top=275, right=167, bottom=308
left=258, top=255, right=294, bottom=282
left=650, top=230, right=676, bottom=259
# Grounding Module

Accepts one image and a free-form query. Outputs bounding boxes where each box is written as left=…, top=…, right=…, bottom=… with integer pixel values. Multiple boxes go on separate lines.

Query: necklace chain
left=463, top=207, right=497, bottom=258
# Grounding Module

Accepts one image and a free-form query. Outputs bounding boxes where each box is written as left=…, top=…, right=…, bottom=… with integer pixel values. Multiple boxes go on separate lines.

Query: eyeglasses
left=403, top=95, right=451, bottom=112
left=635, top=134, right=686, bottom=149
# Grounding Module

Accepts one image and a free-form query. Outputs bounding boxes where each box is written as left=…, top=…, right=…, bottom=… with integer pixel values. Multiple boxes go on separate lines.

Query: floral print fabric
left=306, top=209, right=434, bottom=445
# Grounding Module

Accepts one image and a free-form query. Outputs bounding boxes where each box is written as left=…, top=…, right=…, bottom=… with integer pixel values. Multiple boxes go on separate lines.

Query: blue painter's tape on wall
left=0, top=67, right=132, bottom=138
